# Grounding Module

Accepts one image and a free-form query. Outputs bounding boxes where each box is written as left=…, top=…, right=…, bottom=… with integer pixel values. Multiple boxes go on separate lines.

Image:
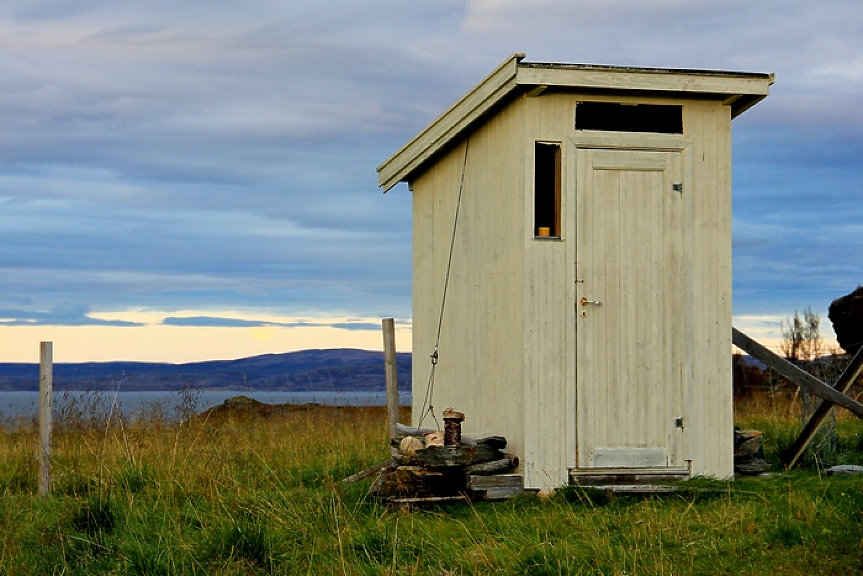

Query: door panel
left=575, top=147, right=685, bottom=469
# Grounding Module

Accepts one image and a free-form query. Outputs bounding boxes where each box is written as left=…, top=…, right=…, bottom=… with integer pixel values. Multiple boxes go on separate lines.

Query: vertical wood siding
left=411, top=91, right=735, bottom=487
left=685, top=100, right=734, bottom=478
left=574, top=149, right=685, bottom=470
left=523, top=93, right=573, bottom=489
left=411, top=98, right=527, bottom=460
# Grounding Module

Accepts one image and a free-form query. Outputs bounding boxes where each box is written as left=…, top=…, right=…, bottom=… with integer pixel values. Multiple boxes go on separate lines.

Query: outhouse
left=377, top=54, right=773, bottom=489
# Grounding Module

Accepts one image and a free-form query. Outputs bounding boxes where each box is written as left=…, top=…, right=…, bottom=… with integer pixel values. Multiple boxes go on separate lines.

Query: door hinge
left=672, top=183, right=683, bottom=194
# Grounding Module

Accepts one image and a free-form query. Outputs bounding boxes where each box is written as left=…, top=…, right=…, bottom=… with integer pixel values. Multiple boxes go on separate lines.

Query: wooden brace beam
left=731, top=327, right=863, bottom=419
left=782, top=345, right=863, bottom=469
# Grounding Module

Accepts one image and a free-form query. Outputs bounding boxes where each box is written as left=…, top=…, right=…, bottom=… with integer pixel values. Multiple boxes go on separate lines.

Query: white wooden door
left=575, top=147, right=686, bottom=470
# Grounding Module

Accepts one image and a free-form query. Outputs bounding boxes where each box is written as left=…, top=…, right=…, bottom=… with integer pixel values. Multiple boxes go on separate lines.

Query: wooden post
left=382, top=318, right=399, bottom=445
left=39, top=341, right=53, bottom=497
left=783, top=345, right=863, bottom=469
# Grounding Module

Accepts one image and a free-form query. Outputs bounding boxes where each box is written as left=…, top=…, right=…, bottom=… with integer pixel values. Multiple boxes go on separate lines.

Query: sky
left=0, top=0, right=861, bottom=362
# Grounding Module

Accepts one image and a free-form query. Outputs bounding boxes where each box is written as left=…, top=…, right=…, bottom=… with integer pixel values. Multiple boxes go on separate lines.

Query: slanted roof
left=377, top=53, right=774, bottom=192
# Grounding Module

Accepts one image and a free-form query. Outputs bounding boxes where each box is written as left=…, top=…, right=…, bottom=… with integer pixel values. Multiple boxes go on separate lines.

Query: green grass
left=0, top=395, right=861, bottom=574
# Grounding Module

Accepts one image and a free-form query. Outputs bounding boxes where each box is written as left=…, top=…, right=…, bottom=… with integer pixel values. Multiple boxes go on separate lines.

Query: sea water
left=0, top=390, right=412, bottom=423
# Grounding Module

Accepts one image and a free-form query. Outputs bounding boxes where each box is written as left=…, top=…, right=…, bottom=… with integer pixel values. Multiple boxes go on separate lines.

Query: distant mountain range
left=0, top=349, right=412, bottom=392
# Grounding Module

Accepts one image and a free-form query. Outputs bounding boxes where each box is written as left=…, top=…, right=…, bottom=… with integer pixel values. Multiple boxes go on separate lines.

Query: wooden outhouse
left=377, top=54, right=773, bottom=489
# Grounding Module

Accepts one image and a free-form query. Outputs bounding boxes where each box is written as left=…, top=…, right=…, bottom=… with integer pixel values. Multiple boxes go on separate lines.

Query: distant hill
left=0, top=349, right=412, bottom=392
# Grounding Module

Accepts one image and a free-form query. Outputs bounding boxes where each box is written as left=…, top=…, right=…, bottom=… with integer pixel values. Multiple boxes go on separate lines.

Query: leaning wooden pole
left=783, top=345, right=863, bottom=469
left=39, top=341, right=53, bottom=498
left=382, top=318, right=399, bottom=445
left=732, top=327, right=863, bottom=418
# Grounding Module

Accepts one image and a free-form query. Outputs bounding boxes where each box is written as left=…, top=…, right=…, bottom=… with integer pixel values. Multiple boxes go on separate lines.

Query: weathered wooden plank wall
left=411, top=98, right=527, bottom=465
left=411, top=91, right=739, bottom=488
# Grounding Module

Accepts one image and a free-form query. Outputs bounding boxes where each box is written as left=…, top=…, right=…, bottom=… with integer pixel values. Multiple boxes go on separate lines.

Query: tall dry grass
left=736, top=389, right=863, bottom=468
left=0, top=393, right=861, bottom=575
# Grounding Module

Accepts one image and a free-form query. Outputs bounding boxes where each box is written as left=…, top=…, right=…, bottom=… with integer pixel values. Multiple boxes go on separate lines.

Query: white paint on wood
left=573, top=146, right=685, bottom=470
left=398, top=68, right=764, bottom=488
left=410, top=99, right=526, bottom=459
left=516, top=66, right=772, bottom=99
left=592, top=448, right=668, bottom=468
left=378, top=53, right=524, bottom=191
left=378, top=55, right=773, bottom=192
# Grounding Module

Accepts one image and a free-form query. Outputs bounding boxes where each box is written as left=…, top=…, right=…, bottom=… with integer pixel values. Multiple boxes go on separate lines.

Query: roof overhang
left=377, top=53, right=774, bottom=192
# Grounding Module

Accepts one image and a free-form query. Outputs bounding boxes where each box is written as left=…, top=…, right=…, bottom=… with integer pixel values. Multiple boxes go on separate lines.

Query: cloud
left=161, top=316, right=380, bottom=331
left=162, top=316, right=291, bottom=328
left=0, top=304, right=140, bottom=326
left=0, top=0, right=860, bottom=359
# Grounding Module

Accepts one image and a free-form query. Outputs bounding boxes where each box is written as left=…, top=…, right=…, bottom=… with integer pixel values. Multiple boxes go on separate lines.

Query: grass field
left=1, top=392, right=862, bottom=575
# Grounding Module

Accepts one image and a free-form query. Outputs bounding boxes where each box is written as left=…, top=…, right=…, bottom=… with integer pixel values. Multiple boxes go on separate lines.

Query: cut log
left=476, top=436, right=508, bottom=449
left=396, top=423, right=478, bottom=446
left=398, top=436, right=424, bottom=456
left=464, top=454, right=519, bottom=475
left=443, top=409, right=465, bottom=446
left=395, top=424, right=508, bottom=449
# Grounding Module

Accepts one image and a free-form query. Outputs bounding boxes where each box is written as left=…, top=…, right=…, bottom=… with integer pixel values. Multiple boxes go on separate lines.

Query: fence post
left=39, top=341, right=53, bottom=497
left=382, top=318, right=399, bottom=448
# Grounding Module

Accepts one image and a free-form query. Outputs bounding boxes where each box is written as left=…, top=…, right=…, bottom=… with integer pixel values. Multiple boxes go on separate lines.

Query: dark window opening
left=534, top=143, right=561, bottom=238
left=575, top=102, right=683, bottom=134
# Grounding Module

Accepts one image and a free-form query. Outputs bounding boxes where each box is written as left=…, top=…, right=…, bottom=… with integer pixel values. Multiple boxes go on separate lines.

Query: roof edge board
left=377, top=53, right=525, bottom=192
left=378, top=55, right=773, bottom=191
left=515, top=65, right=771, bottom=97
left=731, top=94, right=769, bottom=118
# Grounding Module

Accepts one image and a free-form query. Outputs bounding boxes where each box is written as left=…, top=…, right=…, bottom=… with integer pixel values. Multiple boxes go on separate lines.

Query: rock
left=826, top=464, right=863, bottom=476
left=734, top=429, right=765, bottom=459
left=735, top=459, right=771, bottom=475
left=829, top=286, right=863, bottom=355
left=537, top=488, right=556, bottom=499
left=734, top=429, right=771, bottom=475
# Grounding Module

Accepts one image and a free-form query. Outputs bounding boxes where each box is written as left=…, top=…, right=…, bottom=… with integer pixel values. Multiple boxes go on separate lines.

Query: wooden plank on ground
left=782, top=345, right=863, bottom=469
left=731, top=328, right=863, bottom=419
left=342, top=459, right=395, bottom=484
left=466, top=473, right=524, bottom=500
